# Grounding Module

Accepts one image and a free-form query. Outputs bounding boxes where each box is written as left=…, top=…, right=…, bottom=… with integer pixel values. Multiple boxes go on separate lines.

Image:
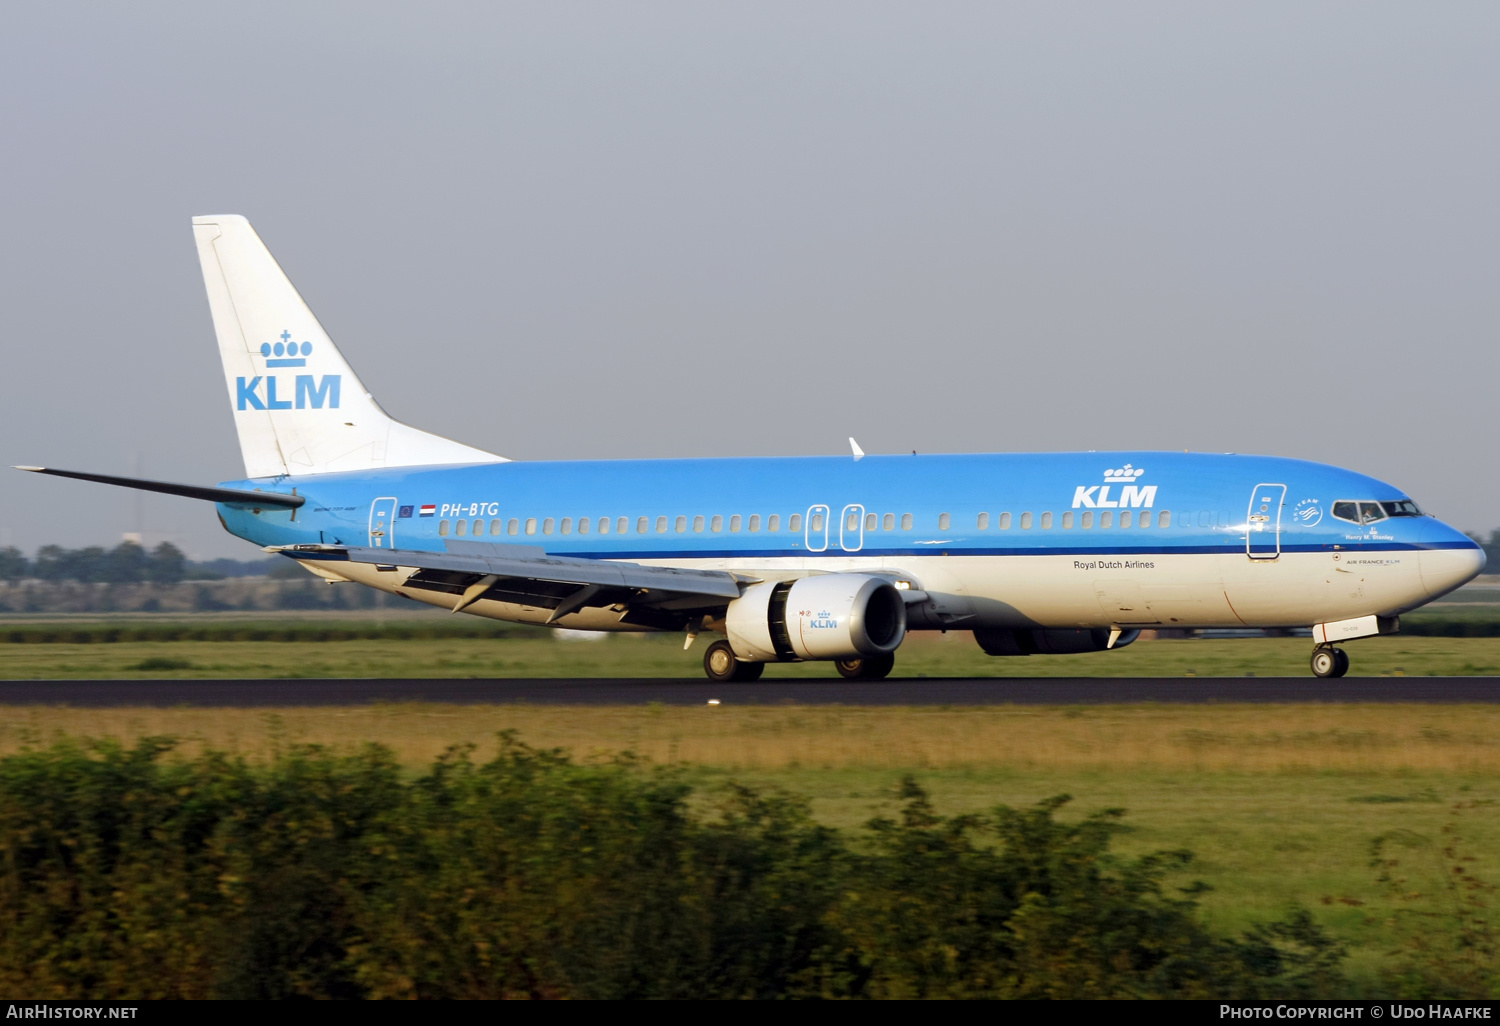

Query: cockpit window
left=1332, top=500, right=1407, bottom=524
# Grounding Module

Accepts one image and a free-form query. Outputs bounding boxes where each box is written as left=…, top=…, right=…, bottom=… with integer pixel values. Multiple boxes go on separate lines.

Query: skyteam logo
left=236, top=329, right=341, bottom=412
left=1292, top=498, right=1323, bottom=527
left=1073, top=464, right=1157, bottom=509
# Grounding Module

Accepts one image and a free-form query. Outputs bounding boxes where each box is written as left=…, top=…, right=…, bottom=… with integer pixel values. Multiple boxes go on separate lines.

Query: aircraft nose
left=1418, top=520, right=1487, bottom=599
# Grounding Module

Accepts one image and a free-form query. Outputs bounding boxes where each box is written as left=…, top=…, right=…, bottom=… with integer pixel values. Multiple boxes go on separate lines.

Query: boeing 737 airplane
left=16, top=216, right=1487, bottom=680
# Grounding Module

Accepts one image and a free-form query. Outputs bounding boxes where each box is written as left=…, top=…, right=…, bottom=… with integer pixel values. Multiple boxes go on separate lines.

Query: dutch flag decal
left=419, top=504, right=436, bottom=517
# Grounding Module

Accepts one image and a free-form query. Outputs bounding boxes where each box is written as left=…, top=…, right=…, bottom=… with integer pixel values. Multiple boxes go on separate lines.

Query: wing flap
left=280, top=543, right=744, bottom=611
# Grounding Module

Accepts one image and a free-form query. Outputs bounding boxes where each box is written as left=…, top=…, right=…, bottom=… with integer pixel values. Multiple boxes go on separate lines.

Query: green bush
left=0, top=736, right=1345, bottom=999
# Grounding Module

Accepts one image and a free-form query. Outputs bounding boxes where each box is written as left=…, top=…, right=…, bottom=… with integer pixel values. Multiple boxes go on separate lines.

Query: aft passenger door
left=369, top=496, right=398, bottom=549
left=1246, top=483, right=1286, bottom=560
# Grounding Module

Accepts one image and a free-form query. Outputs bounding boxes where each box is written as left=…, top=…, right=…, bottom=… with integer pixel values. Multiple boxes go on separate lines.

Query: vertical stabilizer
left=192, top=215, right=505, bottom=479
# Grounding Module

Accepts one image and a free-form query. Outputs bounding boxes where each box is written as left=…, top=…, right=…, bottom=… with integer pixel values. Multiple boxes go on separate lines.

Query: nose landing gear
left=1310, top=646, right=1349, bottom=679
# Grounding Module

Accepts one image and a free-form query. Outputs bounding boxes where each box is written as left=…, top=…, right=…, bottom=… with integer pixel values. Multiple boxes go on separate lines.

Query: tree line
left=0, top=542, right=279, bottom=584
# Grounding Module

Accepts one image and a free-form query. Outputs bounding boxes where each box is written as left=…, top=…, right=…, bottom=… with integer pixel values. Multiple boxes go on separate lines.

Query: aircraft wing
left=277, top=539, right=748, bottom=628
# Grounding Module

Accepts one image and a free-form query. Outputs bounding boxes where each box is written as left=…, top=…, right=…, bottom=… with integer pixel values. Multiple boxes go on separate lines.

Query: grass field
left=4, top=630, right=1500, bottom=678
left=3, top=700, right=1498, bottom=992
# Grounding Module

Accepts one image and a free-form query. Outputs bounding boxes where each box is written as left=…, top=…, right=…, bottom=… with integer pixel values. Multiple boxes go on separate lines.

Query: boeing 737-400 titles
left=16, top=216, right=1486, bottom=680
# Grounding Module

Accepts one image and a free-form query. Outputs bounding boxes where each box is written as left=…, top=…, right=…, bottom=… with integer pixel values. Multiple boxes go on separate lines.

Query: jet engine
left=973, top=627, right=1141, bottom=656
left=726, top=574, right=907, bottom=662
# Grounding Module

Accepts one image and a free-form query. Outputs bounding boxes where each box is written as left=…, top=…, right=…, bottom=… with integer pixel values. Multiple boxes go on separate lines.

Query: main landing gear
left=835, top=653, right=896, bottom=680
left=1310, top=645, right=1349, bottom=679
left=704, top=639, right=765, bottom=682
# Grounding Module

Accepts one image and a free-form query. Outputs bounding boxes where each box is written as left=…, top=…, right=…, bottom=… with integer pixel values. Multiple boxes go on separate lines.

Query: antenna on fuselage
left=849, top=437, right=865, bottom=461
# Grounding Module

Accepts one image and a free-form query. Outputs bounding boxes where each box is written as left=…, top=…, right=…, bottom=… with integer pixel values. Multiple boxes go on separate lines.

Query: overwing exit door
left=805, top=505, right=830, bottom=552
left=1246, top=483, right=1286, bottom=560
left=840, top=504, right=865, bottom=552
left=369, top=496, right=398, bottom=548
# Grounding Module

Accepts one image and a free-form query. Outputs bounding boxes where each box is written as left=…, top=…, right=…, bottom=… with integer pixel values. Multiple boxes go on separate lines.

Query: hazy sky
left=3, top=2, right=1497, bottom=559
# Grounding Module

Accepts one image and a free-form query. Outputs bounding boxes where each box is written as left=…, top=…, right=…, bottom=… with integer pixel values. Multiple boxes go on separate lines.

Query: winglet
left=849, top=437, right=865, bottom=461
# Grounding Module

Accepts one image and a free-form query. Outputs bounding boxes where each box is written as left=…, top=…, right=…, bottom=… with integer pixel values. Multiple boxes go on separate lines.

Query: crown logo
left=260, top=330, right=312, bottom=368
left=1103, top=464, right=1145, bottom=483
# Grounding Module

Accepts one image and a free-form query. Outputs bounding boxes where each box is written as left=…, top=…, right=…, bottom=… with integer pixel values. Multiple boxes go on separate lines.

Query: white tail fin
left=192, top=215, right=505, bottom=479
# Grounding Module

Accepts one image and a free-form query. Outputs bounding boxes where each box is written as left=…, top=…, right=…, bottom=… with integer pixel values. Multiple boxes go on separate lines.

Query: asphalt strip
left=0, top=677, right=1496, bottom=706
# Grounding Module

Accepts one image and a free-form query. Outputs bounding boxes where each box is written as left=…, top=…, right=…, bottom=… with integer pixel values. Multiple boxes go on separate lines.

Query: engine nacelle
left=973, top=627, right=1141, bottom=656
left=726, top=574, right=907, bottom=662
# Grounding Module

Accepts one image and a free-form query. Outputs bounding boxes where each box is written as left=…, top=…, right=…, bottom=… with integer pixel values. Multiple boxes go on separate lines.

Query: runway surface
left=0, top=677, right=1496, bottom=706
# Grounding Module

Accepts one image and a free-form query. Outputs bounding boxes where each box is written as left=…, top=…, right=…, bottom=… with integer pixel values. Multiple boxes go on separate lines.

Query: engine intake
left=726, top=574, right=907, bottom=662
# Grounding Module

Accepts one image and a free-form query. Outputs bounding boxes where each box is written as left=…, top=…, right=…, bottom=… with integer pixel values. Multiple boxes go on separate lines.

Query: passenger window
left=655, top=517, right=666, bottom=533
left=560, top=518, right=572, bottom=535
left=847, top=512, right=859, bottom=531
left=1218, top=511, right=1229, bottom=528
left=618, top=517, right=629, bottom=534
left=597, top=517, right=608, bottom=534
left=1100, top=511, right=1113, bottom=529
left=1119, top=511, right=1132, bottom=529
left=1159, top=510, right=1171, bottom=528
left=998, top=512, right=1011, bottom=530
left=977, top=512, right=990, bottom=530
left=542, top=518, right=555, bottom=535
left=676, top=516, right=687, bottom=533
left=438, top=519, right=451, bottom=536
left=901, top=513, right=912, bottom=530
left=1081, top=511, right=1093, bottom=529
left=810, top=513, right=822, bottom=532
left=1062, top=511, right=1074, bottom=529
left=1020, top=512, right=1033, bottom=529
left=576, top=517, right=589, bottom=535
left=883, top=513, right=895, bottom=531
left=1136, top=510, right=1148, bottom=529
left=455, top=519, right=468, bottom=536
left=1040, top=512, right=1053, bottom=529
left=938, top=513, right=951, bottom=530
left=472, top=519, right=485, bottom=536
left=729, top=515, right=740, bottom=533
left=749, top=514, right=761, bottom=532
left=525, top=518, right=537, bottom=535
left=710, top=515, right=723, bottom=533
left=1358, top=502, right=1388, bottom=524
left=866, top=513, right=877, bottom=531
left=1199, top=511, right=1212, bottom=528
left=693, top=515, right=705, bottom=533
left=508, top=519, right=519, bottom=535
left=490, top=519, right=503, bottom=535
left=790, top=514, right=802, bottom=532
left=768, top=514, right=780, bottom=532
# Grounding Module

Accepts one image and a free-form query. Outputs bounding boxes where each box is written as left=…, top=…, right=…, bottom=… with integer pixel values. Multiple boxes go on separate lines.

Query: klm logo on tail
left=236, top=330, right=340, bottom=411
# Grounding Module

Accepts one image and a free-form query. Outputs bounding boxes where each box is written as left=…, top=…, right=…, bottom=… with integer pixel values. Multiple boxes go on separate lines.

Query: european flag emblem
left=398, top=505, right=414, bottom=519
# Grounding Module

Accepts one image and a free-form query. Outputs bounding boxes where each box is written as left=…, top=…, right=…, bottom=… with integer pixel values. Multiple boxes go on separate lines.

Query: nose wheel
left=704, top=639, right=765, bottom=682
left=1310, top=646, right=1349, bottom=679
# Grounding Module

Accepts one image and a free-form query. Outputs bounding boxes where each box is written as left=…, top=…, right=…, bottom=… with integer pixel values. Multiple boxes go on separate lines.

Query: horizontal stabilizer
left=13, top=466, right=304, bottom=510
